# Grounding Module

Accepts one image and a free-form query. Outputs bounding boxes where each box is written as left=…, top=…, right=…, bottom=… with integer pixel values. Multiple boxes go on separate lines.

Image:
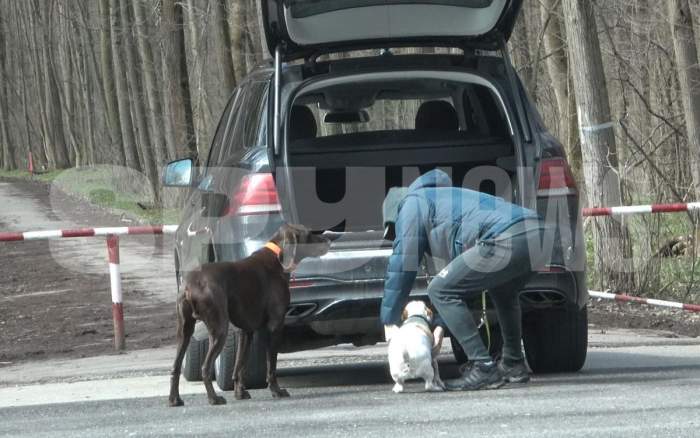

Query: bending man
left=381, top=169, right=546, bottom=390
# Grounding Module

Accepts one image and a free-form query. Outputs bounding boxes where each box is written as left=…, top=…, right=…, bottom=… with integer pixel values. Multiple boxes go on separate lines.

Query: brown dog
left=168, top=224, right=330, bottom=406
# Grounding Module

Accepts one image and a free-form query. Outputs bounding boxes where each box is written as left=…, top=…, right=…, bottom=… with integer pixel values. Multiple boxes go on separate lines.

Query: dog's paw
left=272, top=388, right=290, bottom=398
left=168, top=397, right=184, bottom=407
left=208, top=395, right=227, bottom=405
left=425, top=383, right=445, bottom=392
left=235, top=390, right=251, bottom=400
left=392, top=383, right=404, bottom=393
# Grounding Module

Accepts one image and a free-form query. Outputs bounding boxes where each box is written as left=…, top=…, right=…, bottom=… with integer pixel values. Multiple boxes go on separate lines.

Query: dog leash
left=481, top=291, right=491, bottom=351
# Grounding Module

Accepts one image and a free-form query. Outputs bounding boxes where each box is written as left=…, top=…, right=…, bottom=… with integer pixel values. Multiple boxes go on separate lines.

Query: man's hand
left=432, top=326, right=444, bottom=357
left=384, top=324, right=399, bottom=342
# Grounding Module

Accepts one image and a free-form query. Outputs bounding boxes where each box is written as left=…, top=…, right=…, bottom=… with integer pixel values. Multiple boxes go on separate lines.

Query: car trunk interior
left=283, top=73, right=519, bottom=235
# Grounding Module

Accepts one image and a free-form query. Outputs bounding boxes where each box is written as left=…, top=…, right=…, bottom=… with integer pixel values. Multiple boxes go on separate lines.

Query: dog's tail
left=183, top=283, right=200, bottom=319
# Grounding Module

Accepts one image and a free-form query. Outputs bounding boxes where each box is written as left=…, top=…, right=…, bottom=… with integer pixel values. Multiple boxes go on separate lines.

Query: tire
left=182, top=337, right=208, bottom=382
left=523, top=304, right=588, bottom=373
left=450, top=324, right=503, bottom=365
left=215, top=327, right=270, bottom=391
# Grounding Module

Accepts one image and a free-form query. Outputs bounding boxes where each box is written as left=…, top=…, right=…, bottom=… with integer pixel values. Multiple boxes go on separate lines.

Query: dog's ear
left=426, top=307, right=433, bottom=320
left=401, top=308, right=408, bottom=321
left=280, top=226, right=298, bottom=271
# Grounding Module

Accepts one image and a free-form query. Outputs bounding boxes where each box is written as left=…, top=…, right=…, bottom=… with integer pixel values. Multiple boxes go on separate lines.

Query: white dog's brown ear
left=401, top=308, right=408, bottom=321
left=426, top=307, right=433, bottom=319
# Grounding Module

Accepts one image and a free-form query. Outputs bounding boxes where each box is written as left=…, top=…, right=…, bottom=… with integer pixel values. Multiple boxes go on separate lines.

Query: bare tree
left=160, top=0, right=196, bottom=160
left=120, top=0, right=159, bottom=198
left=667, top=0, right=700, bottom=200
left=109, top=0, right=140, bottom=171
left=540, top=0, right=581, bottom=181
left=227, top=0, right=247, bottom=83
left=563, top=0, right=634, bottom=291
left=132, top=0, right=168, bottom=168
left=0, top=8, right=16, bottom=170
left=98, top=0, right=125, bottom=166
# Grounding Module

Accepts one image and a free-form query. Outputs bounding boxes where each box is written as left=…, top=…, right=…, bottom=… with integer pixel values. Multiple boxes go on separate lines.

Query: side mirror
left=163, top=158, right=194, bottom=187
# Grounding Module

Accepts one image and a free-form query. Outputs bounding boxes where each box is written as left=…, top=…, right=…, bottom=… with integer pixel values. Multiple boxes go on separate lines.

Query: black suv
left=163, top=0, right=588, bottom=390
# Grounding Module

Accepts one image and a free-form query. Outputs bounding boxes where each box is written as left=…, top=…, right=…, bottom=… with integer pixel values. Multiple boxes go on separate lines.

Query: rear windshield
left=289, top=77, right=509, bottom=144
left=286, top=0, right=494, bottom=18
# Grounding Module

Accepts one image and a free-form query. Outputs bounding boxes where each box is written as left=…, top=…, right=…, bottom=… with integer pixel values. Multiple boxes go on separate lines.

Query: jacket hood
left=407, top=169, right=453, bottom=193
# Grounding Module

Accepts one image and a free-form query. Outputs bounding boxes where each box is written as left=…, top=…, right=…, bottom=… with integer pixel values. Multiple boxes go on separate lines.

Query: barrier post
left=106, top=234, right=125, bottom=351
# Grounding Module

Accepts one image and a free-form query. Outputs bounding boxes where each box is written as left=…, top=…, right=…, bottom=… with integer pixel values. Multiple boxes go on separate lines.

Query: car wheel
left=215, top=327, right=269, bottom=391
left=182, top=336, right=208, bottom=381
left=450, top=324, right=503, bottom=365
left=522, top=304, right=588, bottom=373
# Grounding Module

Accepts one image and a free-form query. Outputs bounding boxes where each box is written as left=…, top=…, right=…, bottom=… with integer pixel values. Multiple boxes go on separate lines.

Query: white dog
left=387, top=301, right=445, bottom=393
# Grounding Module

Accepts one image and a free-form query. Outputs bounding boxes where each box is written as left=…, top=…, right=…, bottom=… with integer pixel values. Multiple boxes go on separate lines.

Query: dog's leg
left=201, top=324, right=228, bottom=406
left=420, top=360, right=441, bottom=392
left=233, top=330, right=252, bottom=400
left=267, top=328, right=289, bottom=398
left=392, top=380, right=405, bottom=393
left=430, top=359, right=446, bottom=391
left=168, top=298, right=195, bottom=407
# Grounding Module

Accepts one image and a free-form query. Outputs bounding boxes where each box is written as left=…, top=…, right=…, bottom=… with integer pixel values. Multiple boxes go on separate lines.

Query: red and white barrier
left=0, top=225, right=178, bottom=351
left=0, top=225, right=178, bottom=242
left=107, top=235, right=125, bottom=350
left=583, top=202, right=700, bottom=217
left=589, top=290, right=700, bottom=313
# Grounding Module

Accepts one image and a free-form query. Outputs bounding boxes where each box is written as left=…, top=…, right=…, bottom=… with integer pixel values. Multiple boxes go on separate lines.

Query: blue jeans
left=428, top=219, right=546, bottom=364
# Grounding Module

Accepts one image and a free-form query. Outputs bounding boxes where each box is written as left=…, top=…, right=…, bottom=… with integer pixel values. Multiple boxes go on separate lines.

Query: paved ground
left=1, top=329, right=699, bottom=437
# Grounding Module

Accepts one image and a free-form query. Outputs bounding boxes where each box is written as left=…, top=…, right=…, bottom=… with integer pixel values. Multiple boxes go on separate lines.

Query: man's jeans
left=428, top=219, right=546, bottom=364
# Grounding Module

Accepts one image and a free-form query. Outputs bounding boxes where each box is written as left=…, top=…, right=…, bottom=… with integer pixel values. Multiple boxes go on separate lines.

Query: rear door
left=263, top=0, right=522, bottom=60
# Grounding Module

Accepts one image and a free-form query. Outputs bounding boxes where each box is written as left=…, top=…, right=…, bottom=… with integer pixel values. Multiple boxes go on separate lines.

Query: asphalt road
left=1, top=329, right=699, bottom=438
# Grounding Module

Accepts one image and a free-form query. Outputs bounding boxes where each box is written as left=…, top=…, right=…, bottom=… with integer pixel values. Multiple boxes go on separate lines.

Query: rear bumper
left=287, top=270, right=586, bottom=334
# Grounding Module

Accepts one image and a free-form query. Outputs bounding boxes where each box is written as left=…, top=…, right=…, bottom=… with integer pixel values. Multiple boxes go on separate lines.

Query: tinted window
left=219, top=80, right=269, bottom=165
left=207, top=88, right=242, bottom=168
left=288, top=0, right=494, bottom=18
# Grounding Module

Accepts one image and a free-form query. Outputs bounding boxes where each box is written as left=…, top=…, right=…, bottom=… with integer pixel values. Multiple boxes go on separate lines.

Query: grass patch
left=585, top=212, right=700, bottom=303
left=0, top=167, right=180, bottom=224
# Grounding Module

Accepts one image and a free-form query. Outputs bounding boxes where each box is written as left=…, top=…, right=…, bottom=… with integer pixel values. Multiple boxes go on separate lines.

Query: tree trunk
left=0, top=9, right=16, bottom=170
left=160, top=0, right=196, bottom=160
left=213, top=0, right=236, bottom=92
left=54, top=3, right=82, bottom=166
left=668, top=0, right=700, bottom=200
left=540, top=0, right=582, bottom=185
left=98, top=0, right=125, bottom=166
left=562, top=0, right=634, bottom=291
left=120, top=0, right=160, bottom=200
left=255, top=0, right=270, bottom=61
left=132, top=0, right=168, bottom=168
left=38, top=3, right=71, bottom=169
left=227, top=0, right=247, bottom=82
left=14, top=2, right=41, bottom=169
left=109, top=0, right=140, bottom=171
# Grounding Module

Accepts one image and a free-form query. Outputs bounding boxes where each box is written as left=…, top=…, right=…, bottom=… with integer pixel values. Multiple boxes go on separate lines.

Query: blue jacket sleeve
left=380, top=196, right=428, bottom=326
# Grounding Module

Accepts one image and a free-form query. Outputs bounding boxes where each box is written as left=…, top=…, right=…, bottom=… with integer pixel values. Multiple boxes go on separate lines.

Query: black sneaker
left=445, top=361, right=504, bottom=391
left=498, top=360, right=530, bottom=383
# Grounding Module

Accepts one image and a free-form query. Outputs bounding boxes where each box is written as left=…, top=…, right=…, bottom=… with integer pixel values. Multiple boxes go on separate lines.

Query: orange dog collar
left=264, top=242, right=282, bottom=257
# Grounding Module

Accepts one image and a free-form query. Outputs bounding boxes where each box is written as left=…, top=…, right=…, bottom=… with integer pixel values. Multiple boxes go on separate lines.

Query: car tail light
left=227, top=173, right=281, bottom=216
left=537, top=157, right=577, bottom=197
left=289, top=280, right=315, bottom=289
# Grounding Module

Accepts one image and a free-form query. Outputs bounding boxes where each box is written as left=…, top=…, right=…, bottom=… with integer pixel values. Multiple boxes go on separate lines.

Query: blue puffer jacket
left=380, top=169, right=540, bottom=326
